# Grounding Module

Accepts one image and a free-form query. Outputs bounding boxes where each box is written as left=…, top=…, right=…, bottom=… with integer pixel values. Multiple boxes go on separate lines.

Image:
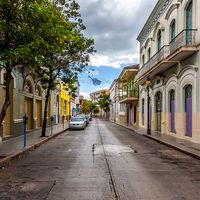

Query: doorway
left=156, top=92, right=162, bottom=132
left=185, top=85, right=192, bottom=137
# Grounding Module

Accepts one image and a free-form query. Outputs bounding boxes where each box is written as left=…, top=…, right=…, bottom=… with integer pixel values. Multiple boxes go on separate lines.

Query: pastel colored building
left=60, top=83, right=70, bottom=121
left=0, top=67, right=73, bottom=141
left=117, top=65, right=139, bottom=127
left=0, top=68, right=44, bottom=140
left=136, top=0, right=200, bottom=142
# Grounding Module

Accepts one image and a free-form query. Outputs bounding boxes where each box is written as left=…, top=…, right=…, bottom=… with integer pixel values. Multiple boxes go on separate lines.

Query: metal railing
left=137, top=45, right=170, bottom=79
left=170, top=29, right=197, bottom=54
left=119, top=89, right=138, bottom=100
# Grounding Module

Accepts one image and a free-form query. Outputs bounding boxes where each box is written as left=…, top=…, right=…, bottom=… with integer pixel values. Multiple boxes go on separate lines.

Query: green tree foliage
left=37, top=1, right=95, bottom=136
left=81, top=100, right=91, bottom=114
left=97, top=93, right=110, bottom=117
left=0, top=0, right=49, bottom=126
left=90, top=102, right=99, bottom=115
left=0, top=0, right=81, bottom=127
left=0, top=0, right=95, bottom=135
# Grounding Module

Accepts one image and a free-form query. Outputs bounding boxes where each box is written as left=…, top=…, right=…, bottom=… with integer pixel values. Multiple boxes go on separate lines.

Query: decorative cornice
left=137, top=0, right=173, bottom=45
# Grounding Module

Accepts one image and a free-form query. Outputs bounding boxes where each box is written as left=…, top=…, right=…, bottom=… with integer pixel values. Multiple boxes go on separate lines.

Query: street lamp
left=146, top=77, right=151, bottom=135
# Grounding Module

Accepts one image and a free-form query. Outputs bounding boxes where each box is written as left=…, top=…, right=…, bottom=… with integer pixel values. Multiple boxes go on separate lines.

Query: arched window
left=157, top=30, right=162, bottom=51
left=170, top=19, right=176, bottom=41
left=148, top=48, right=151, bottom=60
left=35, top=84, right=42, bottom=96
left=24, top=80, right=33, bottom=94
left=186, top=1, right=193, bottom=45
left=185, top=85, right=192, bottom=111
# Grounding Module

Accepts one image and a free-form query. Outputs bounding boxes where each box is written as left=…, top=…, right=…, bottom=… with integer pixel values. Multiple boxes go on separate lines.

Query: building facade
left=136, top=0, right=200, bottom=142
left=0, top=67, right=44, bottom=140
left=0, top=67, right=72, bottom=141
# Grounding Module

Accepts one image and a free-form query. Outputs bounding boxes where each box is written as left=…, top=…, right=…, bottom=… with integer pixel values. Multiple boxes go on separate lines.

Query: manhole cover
left=94, top=144, right=136, bottom=155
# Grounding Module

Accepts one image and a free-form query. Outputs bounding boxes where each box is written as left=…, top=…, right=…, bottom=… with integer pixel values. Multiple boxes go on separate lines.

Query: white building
left=109, top=80, right=117, bottom=122
left=136, top=0, right=200, bottom=142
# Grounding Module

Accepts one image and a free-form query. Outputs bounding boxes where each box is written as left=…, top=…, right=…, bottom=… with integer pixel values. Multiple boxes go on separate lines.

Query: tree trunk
left=0, top=70, right=12, bottom=128
left=41, top=85, right=51, bottom=137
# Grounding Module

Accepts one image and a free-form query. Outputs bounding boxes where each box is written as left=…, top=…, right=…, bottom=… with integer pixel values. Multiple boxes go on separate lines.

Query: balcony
left=137, top=45, right=172, bottom=83
left=136, top=30, right=198, bottom=84
left=119, top=89, right=138, bottom=104
left=169, top=29, right=198, bottom=61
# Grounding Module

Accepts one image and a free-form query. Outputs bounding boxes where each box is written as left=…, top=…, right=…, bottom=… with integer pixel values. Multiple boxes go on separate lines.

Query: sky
left=76, top=0, right=158, bottom=99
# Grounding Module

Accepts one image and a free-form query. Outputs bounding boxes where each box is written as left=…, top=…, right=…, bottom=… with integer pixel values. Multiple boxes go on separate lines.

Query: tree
left=0, top=0, right=64, bottom=127
left=97, top=93, right=110, bottom=118
left=81, top=100, right=91, bottom=114
left=90, top=102, right=99, bottom=116
left=36, top=0, right=95, bottom=137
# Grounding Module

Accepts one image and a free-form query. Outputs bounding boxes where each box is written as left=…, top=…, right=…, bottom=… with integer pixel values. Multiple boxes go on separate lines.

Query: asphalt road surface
left=0, top=118, right=200, bottom=200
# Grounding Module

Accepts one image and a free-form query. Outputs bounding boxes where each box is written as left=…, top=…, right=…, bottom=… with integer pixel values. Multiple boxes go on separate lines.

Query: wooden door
left=36, top=100, right=42, bottom=128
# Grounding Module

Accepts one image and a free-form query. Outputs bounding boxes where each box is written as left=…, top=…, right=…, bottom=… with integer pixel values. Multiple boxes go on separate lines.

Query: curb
left=144, top=135, right=200, bottom=160
left=112, top=121, right=200, bottom=160
left=0, top=128, right=68, bottom=168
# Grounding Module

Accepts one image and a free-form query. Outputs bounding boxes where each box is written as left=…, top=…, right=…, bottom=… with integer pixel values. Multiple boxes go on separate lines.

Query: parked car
left=87, top=114, right=92, bottom=121
left=86, top=114, right=92, bottom=121
left=85, top=115, right=90, bottom=125
left=78, top=114, right=89, bottom=126
left=69, top=116, right=86, bottom=130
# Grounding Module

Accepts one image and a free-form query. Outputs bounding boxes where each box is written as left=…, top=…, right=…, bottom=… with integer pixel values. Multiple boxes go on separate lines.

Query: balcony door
left=186, top=1, right=193, bottom=44
left=156, top=92, right=162, bottom=132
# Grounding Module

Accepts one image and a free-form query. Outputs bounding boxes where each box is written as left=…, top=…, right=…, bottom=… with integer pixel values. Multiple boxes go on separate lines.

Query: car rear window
left=71, top=118, right=84, bottom=122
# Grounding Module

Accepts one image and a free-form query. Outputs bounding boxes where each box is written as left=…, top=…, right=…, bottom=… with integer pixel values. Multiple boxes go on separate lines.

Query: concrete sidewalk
left=115, top=122, right=200, bottom=159
left=0, top=122, right=69, bottom=167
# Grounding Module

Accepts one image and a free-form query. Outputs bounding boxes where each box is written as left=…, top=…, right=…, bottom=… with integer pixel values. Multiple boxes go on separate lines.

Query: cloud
left=90, top=53, right=139, bottom=68
left=77, top=0, right=157, bottom=68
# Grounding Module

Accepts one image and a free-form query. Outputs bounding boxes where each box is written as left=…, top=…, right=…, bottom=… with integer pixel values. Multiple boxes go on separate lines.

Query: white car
left=69, top=117, right=86, bottom=130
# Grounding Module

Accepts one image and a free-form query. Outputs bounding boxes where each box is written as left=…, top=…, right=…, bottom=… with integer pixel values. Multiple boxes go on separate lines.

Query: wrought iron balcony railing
left=119, top=89, right=138, bottom=101
left=170, top=29, right=197, bottom=54
left=137, top=45, right=170, bottom=80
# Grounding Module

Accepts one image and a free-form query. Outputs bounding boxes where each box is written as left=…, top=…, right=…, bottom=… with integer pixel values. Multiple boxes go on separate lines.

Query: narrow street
left=0, top=118, right=200, bottom=200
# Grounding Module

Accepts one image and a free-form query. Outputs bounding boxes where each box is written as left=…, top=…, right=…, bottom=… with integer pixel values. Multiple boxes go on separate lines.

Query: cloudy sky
left=77, top=0, right=158, bottom=98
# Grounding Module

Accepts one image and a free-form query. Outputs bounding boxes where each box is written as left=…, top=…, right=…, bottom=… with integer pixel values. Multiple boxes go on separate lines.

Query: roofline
left=109, top=79, right=117, bottom=90
left=137, top=0, right=173, bottom=44
left=118, top=64, right=139, bottom=80
left=137, top=0, right=161, bottom=42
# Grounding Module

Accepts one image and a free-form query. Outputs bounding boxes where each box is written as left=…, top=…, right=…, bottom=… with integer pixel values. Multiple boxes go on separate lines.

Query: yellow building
left=60, top=83, right=70, bottom=121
